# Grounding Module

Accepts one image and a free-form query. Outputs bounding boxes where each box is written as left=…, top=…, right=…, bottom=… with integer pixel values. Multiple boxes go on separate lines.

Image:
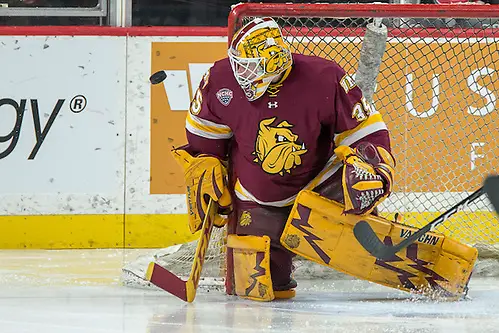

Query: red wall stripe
left=0, top=26, right=228, bottom=36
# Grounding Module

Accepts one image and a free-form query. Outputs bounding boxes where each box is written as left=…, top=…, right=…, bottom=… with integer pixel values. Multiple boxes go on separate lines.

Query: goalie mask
left=228, top=17, right=293, bottom=101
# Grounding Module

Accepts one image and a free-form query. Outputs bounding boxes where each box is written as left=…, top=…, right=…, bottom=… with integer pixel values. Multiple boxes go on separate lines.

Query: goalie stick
left=353, top=176, right=499, bottom=260
left=145, top=198, right=217, bottom=302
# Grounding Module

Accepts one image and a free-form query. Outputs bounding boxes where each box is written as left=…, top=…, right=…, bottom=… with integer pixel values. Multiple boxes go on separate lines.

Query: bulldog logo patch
left=253, top=117, right=307, bottom=176
left=216, top=88, right=233, bottom=106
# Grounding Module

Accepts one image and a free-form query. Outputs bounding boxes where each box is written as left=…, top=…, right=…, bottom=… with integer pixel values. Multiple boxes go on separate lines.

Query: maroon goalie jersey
left=185, top=54, right=391, bottom=207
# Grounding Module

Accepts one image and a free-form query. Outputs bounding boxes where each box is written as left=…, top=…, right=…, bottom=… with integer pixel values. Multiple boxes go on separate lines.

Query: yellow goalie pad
left=227, top=235, right=275, bottom=301
left=280, top=190, right=478, bottom=299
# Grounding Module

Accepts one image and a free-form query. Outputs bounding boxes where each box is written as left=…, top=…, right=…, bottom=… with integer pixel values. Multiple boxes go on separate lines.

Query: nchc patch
left=216, top=88, right=234, bottom=106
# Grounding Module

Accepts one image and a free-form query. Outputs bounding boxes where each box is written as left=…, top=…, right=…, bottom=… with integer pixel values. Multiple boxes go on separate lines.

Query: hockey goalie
left=169, top=17, right=477, bottom=301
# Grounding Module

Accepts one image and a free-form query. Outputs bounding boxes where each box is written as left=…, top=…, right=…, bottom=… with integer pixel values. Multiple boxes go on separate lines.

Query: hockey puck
left=150, top=70, right=167, bottom=85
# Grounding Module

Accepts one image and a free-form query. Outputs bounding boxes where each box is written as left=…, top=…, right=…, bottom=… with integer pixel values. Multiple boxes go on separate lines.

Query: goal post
left=228, top=3, right=499, bottom=31
left=122, top=3, right=499, bottom=289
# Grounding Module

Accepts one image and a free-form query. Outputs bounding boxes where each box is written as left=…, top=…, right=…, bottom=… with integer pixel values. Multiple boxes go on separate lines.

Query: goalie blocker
left=280, top=190, right=477, bottom=299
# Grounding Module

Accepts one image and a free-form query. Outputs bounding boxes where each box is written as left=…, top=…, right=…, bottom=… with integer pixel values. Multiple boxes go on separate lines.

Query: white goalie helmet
left=228, top=17, right=293, bottom=101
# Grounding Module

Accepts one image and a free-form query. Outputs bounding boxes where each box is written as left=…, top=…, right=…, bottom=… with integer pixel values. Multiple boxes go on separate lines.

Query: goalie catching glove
left=172, top=147, right=232, bottom=233
left=335, top=142, right=395, bottom=215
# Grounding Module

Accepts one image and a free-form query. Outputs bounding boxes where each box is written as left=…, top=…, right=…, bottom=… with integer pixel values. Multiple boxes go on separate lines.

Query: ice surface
left=1, top=249, right=498, bottom=333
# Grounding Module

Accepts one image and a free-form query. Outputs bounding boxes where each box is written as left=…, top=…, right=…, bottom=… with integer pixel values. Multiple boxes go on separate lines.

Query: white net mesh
left=122, top=227, right=227, bottom=290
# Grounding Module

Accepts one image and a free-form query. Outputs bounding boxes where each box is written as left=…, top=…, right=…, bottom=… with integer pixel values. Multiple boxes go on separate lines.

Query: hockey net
left=123, top=3, right=499, bottom=289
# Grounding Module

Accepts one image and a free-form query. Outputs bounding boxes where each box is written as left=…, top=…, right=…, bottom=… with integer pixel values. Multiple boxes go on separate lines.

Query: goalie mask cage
left=122, top=3, right=499, bottom=289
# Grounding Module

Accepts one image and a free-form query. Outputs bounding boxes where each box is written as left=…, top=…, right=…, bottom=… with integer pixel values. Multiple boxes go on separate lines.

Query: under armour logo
left=268, top=101, right=278, bottom=108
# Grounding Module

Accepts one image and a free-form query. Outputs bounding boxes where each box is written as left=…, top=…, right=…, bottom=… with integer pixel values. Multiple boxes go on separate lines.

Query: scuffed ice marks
left=90, top=195, right=112, bottom=209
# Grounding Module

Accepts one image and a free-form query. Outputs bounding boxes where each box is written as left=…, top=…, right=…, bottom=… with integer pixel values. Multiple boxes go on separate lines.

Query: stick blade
left=353, top=220, right=393, bottom=260
left=484, top=175, right=499, bottom=216
left=146, top=262, right=188, bottom=302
